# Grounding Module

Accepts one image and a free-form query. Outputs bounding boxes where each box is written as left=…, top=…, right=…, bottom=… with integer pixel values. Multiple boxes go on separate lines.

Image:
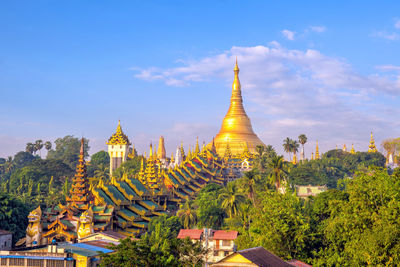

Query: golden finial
left=368, top=131, right=377, bottom=152
left=195, top=137, right=200, bottom=154
left=171, top=152, right=174, bottom=163
left=350, top=144, right=355, bottom=154
left=315, top=140, right=320, bottom=160
left=343, top=144, right=347, bottom=152
left=149, top=143, right=153, bottom=158
left=311, top=152, right=314, bottom=160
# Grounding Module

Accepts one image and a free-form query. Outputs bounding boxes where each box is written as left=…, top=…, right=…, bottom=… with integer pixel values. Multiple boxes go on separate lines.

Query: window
left=222, top=240, right=231, bottom=246
left=213, top=251, right=219, bottom=256
left=224, top=251, right=230, bottom=256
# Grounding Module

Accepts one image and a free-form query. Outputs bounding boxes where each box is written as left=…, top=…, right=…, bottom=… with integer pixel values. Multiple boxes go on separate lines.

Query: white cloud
left=395, top=19, right=400, bottom=29
left=281, top=29, right=296, bottom=40
left=133, top=44, right=400, bottom=155
left=373, top=31, right=400, bottom=41
left=309, top=26, right=326, bottom=33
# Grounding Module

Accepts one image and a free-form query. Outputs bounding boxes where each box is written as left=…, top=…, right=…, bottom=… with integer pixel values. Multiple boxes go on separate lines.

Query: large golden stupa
left=209, top=60, right=265, bottom=156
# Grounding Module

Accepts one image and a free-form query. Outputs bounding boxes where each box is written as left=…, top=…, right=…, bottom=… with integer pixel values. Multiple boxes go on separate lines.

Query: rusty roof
left=177, top=229, right=203, bottom=240
left=213, top=230, right=238, bottom=240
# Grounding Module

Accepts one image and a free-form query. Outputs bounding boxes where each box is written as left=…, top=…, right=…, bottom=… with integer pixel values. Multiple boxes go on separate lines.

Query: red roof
left=0, top=230, right=12, bottom=235
left=213, top=230, right=238, bottom=240
left=287, top=259, right=313, bottom=267
left=177, top=229, right=203, bottom=240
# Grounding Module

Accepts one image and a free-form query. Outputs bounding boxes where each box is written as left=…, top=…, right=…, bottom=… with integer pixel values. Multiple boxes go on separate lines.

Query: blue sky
left=1, top=1, right=400, bottom=158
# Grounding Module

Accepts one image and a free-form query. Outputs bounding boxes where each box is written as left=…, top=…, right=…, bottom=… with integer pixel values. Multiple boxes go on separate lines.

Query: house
left=211, top=246, right=291, bottom=267
left=177, top=229, right=238, bottom=264
left=0, top=230, right=12, bottom=251
left=295, top=185, right=327, bottom=198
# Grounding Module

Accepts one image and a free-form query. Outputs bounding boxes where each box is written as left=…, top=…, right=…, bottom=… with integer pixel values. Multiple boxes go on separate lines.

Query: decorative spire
left=211, top=138, right=217, bottom=154
left=194, top=137, right=200, bottom=155
left=180, top=141, right=185, bottom=160
left=106, top=120, right=130, bottom=145
left=171, top=152, right=174, bottom=163
left=66, top=138, right=93, bottom=206
left=292, top=153, right=297, bottom=164
left=157, top=136, right=166, bottom=159
left=224, top=140, right=232, bottom=159
left=315, top=141, right=320, bottom=160
left=350, top=144, right=356, bottom=154
left=343, top=144, right=347, bottom=152
left=368, top=132, right=377, bottom=152
left=149, top=143, right=153, bottom=159
left=311, top=152, right=314, bottom=160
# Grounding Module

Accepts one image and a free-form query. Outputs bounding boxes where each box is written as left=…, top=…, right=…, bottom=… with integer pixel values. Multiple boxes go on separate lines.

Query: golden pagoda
left=350, top=144, right=355, bottom=154
left=368, top=132, right=377, bottom=152
left=157, top=136, right=166, bottom=159
left=315, top=141, right=320, bottom=160
left=208, top=59, right=265, bottom=156
left=66, top=138, right=93, bottom=208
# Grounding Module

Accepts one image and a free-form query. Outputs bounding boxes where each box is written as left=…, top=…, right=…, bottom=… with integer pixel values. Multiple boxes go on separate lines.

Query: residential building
left=0, top=230, right=12, bottom=251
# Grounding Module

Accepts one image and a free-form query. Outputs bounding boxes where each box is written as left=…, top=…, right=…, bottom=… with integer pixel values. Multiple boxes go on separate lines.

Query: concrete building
left=177, top=228, right=238, bottom=264
left=0, top=230, right=12, bottom=251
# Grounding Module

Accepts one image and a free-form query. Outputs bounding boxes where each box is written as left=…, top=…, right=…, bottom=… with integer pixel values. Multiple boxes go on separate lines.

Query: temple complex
left=208, top=60, right=265, bottom=156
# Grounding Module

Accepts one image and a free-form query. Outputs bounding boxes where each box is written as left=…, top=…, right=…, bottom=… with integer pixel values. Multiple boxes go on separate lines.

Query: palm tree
left=26, top=143, right=35, bottom=154
left=298, top=134, right=307, bottom=161
left=283, top=137, right=292, bottom=161
left=218, top=183, right=246, bottom=218
left=44, top=141, right=52, bottom=153
left=268, top=155, right=288, bottom=191
left=290, top=140, right=300, bottom=162
left=255, top=145, right=265, bottom=172
left=242, top=170, right=258, bottom=206
left=177, top=200, right=198, bottom=229
left=5, top=157, right=14, bottom=173
left=35, top=140, right=43, bottom=157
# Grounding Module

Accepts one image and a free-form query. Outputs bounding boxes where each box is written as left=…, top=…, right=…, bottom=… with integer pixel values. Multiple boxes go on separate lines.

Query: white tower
left=106, top=120, right=131, bottom=176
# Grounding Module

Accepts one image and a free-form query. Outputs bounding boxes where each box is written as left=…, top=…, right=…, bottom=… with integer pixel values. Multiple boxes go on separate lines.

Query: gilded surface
left=209, top=60, right=265, bottom=156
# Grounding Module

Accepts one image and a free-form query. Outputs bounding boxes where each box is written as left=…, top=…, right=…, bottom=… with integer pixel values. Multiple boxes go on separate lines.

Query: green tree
left=0, top=193, right=29, bottom=245
left=241, top=170, right=258, bottom=206
left=44, top=141, right=52, bottom=153
left=268, top=155, right=288, bottom=190
left=35, top=140, right=44, bottom=157
left=218, top=183, right=246, bottom=218
left=47, top=136, right=89, bottom=169
left=25, top=143, right=35, bottom=154
left=298, top=134, right=307, bottom=160
left=283, top=137, right=292, bottom=161
left=177, top=201, right=198, bottom=229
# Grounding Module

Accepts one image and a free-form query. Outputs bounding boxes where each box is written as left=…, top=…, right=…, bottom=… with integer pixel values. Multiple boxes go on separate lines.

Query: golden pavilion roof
left=106, top=120, right=131, bottom=145
left=208, top=59, right=265, bottom=156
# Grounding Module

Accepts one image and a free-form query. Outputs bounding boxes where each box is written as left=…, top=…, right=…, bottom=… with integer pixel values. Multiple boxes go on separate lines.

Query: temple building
left=208, top=60, right=265, bottom=156
left=107, top=121, right=131, bottom=175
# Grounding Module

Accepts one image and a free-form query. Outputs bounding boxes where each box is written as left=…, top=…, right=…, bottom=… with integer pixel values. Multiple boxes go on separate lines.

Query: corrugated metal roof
left=69, top=243, right=113, bottom=254
left=177, top=229, right=203, bottom=240
left=213, top=230, right=238, bottom=240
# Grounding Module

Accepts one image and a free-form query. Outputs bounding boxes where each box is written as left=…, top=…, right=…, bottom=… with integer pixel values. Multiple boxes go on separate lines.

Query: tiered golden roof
left=315, top=141, right=320, bottom=160
left=208, top=59, right=265, bottom=156
left=106, top=120, right=131, bottom=145
left=157, top=136, right=166, bottom=159
left=368, top=132, right=377, bottom=152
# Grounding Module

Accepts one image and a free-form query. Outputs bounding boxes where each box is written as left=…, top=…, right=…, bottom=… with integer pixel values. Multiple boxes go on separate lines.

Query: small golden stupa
left=208, top=59, right=265, bottom=156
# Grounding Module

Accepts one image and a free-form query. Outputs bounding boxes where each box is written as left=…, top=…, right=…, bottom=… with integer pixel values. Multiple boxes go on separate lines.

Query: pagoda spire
left=368, top=132, right=377, bottom=152
left=66, top=138, right=93, bottom=207
left=149, top=143, right=153, bottom=159
left=350, top=144, right=355, bottom=154
left=315, top=141, right=320, bottom=160
left=311, top=152, right=314, bottom=160
left=208, top=59, right=265, bottom=156
left=194, top=137, right=200, bottom=155
left=343, top=144, right=347, bottom=152
left=180, top=141, right=186, bottom=160
left=157, top=136, right=166, bottom=159
left=211, top=138, right=217, bottom=154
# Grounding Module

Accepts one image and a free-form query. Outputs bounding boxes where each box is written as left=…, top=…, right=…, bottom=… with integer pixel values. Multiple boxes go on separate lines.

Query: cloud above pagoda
left=133, top=43, right=400, bottom=156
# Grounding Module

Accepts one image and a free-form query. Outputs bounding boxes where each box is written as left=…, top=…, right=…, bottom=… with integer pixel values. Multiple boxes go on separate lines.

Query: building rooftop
left=0, top=230, right=12, bottom=235
left=236, top=246, right=291, bottom=267
left=213, top=230, right=238, bottom=240
left=177, top=229, right=203, bottom=240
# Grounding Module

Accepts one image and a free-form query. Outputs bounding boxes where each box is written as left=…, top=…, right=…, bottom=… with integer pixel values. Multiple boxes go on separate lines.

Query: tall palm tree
left=290, top=140, right=300, bottom=162
left=283, top=137, right=292, bottom=161
left=35, top=140, right=43, bottom=157
left=268, top=155, right=288, bottom=191
left=218, top=183, right=246, bottom=218
left=44, top=141, right=52, bottom=153
left=26, top=143, right=35, bottom=154
left=298, top=134, right=307, bottom=161
left=242, top=170, right=258, bottom=206
left=255, top=145, right=265, bottom=172
left=177, top=200, right=198, bottom=229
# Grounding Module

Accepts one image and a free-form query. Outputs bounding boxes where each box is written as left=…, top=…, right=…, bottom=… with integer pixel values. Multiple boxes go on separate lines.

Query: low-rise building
left=296, top=185, right=327, bottom=199
left=177, top=228, right=238, bottom=264
left=0, top=242, right=113, bottom=267
left=0, top=230, right=12, bottom=251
